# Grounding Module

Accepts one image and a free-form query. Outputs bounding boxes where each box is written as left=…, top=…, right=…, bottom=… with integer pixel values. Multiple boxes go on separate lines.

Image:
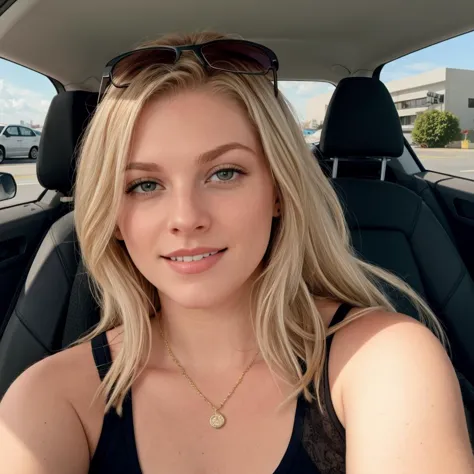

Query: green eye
left=137, top=182, right=158, bottom=193
left=126, top=180, right=160, bottom=194
left=209, top=167, right=243, bottom=183
left=215, top=169, right=235, bottom=181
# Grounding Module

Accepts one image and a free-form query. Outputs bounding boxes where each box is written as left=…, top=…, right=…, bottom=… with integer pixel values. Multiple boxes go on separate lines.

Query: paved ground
left=1, top=149, right=474, bottom=209
left=415, top=148, right=474, bottom=179
left=0, top=160, right=43, bottom=209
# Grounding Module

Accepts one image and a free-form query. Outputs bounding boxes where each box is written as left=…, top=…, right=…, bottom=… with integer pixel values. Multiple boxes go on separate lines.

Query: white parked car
left=0, top=124, right=40, bottom=163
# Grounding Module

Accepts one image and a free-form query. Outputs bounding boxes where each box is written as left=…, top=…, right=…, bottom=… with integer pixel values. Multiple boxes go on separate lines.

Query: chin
left=157, top=277, right=253, bottom=311
left=161, top=287, right=228, bottom=310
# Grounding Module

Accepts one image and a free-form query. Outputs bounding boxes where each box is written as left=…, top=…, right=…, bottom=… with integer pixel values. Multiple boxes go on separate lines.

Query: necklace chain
left=158, top=323, right=259, bottom=428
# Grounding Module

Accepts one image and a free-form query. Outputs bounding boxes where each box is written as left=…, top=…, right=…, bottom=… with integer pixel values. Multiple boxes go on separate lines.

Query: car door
left=3, top=126, right=21, bottom=158
left=19, top=127, right=36, bottom=157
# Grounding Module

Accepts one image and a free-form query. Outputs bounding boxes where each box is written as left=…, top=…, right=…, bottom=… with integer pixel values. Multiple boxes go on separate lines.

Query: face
left=116, top=88, right=279, bottom=310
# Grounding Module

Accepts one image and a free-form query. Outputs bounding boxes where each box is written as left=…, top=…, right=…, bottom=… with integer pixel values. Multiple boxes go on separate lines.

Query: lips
left=162, top=247, right=227, bottom=259
left=162, top=248, right=227, bottom=275
left=167, top=250, right=220, bottom=262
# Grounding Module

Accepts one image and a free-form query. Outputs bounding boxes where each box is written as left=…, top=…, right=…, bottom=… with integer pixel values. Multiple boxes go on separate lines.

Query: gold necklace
left=159, top=324, right=259, bottom=429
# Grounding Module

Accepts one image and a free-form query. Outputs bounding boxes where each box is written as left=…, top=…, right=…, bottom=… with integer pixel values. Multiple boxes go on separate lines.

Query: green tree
left=412, top=110, right=461, bottom=148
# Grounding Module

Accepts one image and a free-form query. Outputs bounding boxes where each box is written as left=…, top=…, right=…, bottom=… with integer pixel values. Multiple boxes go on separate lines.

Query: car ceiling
left=0, top=0, right=473, bottom=91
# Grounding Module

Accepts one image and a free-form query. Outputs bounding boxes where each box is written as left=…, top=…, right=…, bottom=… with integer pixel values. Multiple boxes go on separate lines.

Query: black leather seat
left=320, top=77, right=474, bottom=442
left=0, top=91, right=98, bottom=398
left=320, top=77, right=474, bottom=383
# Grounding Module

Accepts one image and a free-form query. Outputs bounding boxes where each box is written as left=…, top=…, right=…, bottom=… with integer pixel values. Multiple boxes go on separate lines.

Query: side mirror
left=0, top=173, right=17, bottom=201
left=3, top=131, right=9, bottom=138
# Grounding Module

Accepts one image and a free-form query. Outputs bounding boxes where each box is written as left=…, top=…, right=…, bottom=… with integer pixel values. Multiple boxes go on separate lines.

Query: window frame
left=19, top=127, right=35, bottom=137
left=6, top=126, right=20, bottom=136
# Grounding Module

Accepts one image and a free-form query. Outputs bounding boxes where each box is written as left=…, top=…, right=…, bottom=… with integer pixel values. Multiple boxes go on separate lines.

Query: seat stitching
left=49, top=228, right=75, bottom=286
left=14, top=309, right=53, bottom=355
left=408, top=199, right=422, bottom=239
left=439, top=267, right=469, bottom=312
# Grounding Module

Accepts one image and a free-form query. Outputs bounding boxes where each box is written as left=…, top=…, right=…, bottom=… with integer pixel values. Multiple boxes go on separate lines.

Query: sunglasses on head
left=98, top=39, right=279, bottom=103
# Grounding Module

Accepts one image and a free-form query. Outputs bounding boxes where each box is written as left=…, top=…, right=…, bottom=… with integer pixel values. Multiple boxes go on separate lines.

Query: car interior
left=0, top=0, right=473, bottom=449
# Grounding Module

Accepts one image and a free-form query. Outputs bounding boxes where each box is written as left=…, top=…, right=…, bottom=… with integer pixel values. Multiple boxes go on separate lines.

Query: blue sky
left=0, top=30, right=473, bottom=126
left=0, top=58, right=55, bottom=126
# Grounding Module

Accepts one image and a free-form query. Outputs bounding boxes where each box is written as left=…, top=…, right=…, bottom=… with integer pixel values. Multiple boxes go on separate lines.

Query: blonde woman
left=0, top=31, right=472, bottom=474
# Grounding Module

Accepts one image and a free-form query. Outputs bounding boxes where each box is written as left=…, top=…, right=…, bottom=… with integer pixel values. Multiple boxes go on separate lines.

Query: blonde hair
left=74, top=31, right=447, bottom=415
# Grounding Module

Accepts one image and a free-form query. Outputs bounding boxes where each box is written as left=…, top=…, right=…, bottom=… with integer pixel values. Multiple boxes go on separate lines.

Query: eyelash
left=125, top=165, right=247, bottom=195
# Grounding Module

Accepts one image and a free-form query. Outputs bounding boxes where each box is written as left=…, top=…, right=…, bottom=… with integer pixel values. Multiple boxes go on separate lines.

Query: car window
left=6, top=126, right=19, bottom=136
left=19, top=127, right=35, bottom=137
left=381, top=31, right=474, bottom=180
left=281, top=81, right=336, bottom=145
left=0, top=58, right=56, bottom=208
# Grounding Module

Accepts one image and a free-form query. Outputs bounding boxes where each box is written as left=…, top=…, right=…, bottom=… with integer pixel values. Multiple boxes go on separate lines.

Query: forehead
left=129, top=88, right=261, bottom=163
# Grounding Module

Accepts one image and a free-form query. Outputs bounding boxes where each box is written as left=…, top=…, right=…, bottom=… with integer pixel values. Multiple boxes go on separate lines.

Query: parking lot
left=1, top=149, right=474, bottom=209
left=416, top=148, right=474, bottom=179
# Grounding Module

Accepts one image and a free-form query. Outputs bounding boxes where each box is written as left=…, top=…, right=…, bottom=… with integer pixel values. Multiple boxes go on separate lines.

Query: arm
left=0, top=356, right=90, bottom=474
left=338, top=311, right=474, bottom=474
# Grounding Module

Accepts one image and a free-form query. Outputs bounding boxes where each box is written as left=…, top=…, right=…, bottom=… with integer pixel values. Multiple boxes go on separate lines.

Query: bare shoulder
left=331, top=308, right=436, bottom=362
left=0, top=340, right=101, bottom=474
left=332, top=309, right=474, bottom=473
left=330, top=309, right=450, bottom=388
left=330, top=308, right=453, bottom=407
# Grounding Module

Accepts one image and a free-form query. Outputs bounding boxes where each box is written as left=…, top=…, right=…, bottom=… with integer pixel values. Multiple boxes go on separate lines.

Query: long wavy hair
left=73, top=31, right=447, bottom=415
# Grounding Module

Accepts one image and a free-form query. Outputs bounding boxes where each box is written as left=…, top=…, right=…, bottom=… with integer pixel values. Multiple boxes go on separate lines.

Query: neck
left=153, top=293, right=259, bottom=372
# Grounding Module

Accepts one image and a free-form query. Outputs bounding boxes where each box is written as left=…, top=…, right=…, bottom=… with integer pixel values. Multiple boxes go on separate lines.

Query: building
left=306, top=90, right=333, bottom=128
left=306, top=68, right=474, bottom=136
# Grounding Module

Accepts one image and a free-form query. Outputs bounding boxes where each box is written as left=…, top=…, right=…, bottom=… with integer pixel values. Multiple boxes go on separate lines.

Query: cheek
left=226, top=180, right=275, bottom=249
left=117, top=203, right=161, bottom=256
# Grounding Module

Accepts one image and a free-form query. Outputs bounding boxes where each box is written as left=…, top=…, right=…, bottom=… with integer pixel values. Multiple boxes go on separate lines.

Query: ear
left=114, top=226, right=124, bottom=241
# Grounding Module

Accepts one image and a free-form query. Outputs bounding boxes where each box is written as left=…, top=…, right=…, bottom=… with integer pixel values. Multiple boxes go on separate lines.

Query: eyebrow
left=125, top=142, right=255, bottom=172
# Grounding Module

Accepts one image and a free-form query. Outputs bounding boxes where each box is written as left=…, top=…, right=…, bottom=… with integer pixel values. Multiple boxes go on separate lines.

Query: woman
left=0, top=31, right=472, bottom=473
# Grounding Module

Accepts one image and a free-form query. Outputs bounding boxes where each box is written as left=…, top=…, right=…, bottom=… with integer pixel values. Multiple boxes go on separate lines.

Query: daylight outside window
left=280, top=80, right=335, bottom=146
left=0, top=59, right=56, bottom=209
left=380, top=31, right=474, bottom=179
left=283, top=31, right=474, bottom=182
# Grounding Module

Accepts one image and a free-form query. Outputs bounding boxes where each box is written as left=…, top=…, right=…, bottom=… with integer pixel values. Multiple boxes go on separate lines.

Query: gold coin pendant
left=210, top=411, right=226, bottom=429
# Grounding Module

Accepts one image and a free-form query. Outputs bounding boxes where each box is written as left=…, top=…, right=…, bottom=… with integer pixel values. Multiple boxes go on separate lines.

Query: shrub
left=412, top=110, right=461, bottom=148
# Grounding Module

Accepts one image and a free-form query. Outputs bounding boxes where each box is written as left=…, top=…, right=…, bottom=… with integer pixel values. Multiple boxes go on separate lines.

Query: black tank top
left=89, top=303, right=352, bottom=473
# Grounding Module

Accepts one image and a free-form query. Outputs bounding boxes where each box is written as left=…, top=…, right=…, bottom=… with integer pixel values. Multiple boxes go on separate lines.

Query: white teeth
left=169, top=251, right=220, bottom=262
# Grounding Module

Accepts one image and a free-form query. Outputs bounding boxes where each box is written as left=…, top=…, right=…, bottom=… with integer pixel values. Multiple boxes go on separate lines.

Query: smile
left=163, top=249, right=227, bottom=275
left=169, top=251, right=220, bottom=262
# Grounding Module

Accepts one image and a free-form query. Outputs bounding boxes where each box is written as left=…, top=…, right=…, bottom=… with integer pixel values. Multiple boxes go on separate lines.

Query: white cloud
left=0, top=80, right=52, bottom=126
left=281, top=81, right=333, bottom=97
left=382, top=70, right=411, bottom=82
left=280, top=81, right=335, bottom=120
left=405, top=62, right=437, bottom=72
left=382, top=62, right=439, bottom=83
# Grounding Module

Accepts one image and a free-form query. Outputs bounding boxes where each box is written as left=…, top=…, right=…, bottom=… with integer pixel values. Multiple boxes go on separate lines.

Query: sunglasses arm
left=97, top=66, right=112, bottom=104
left=272, top=68, right=278, bottom=97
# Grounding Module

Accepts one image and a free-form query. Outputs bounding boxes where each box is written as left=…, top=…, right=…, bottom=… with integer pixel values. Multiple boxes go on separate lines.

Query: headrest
left=320, top=77, right=404, bottom=158
left=37, top=91, right=98, bottom=195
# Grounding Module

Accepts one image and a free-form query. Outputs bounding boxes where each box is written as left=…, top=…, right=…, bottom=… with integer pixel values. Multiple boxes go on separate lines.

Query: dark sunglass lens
left=111, top=48, right=177, bottom=86
left=201, top=41, right=272, bottom=74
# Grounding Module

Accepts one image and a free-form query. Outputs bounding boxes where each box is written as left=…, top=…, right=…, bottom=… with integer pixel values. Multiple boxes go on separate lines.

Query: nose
left=166, top=186, right=211, bottom=235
